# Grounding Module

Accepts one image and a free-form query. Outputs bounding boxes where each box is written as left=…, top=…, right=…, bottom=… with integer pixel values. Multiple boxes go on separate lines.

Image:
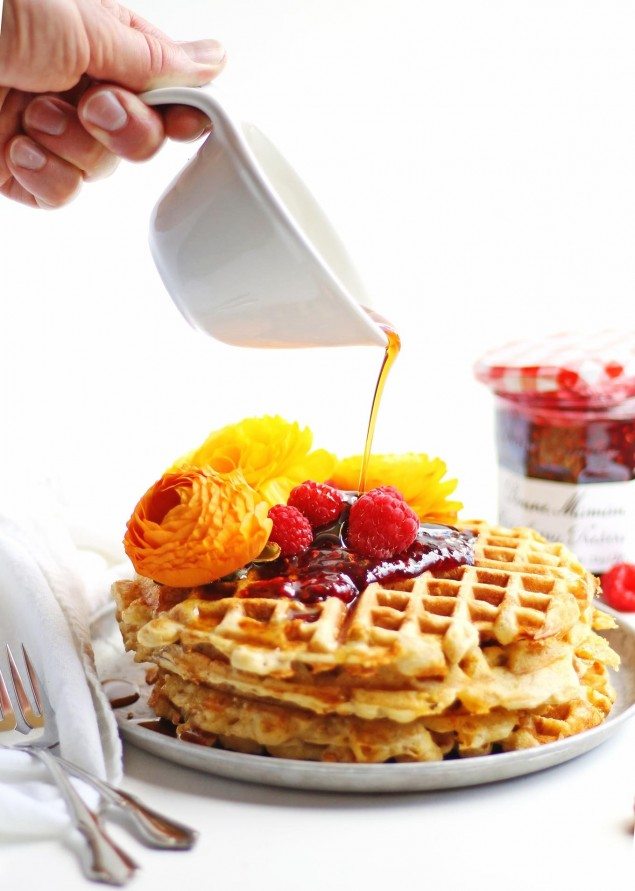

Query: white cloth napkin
left=0, top=505, right=128, bottom=841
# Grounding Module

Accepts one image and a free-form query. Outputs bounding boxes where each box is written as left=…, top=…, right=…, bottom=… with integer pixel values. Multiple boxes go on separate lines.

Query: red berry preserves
left=346, top=487, right=419, bottom=559
left=268, top=505, right=314, bottom=557
left=601, top=563, right=635, bottom=612
left=288, top=481, right=345, bottom=528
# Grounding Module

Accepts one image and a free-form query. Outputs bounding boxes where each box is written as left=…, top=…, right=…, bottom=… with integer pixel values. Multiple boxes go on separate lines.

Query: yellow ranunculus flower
left=171, top=415, right=335, bottom=507
left=330, top=453, right=462, bottom=523
left=124, top=468, right=272, bottom=587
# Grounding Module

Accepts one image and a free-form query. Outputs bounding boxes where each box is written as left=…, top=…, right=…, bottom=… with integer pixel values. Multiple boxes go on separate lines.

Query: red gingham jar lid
left=475, top=331, right=635, bottom=406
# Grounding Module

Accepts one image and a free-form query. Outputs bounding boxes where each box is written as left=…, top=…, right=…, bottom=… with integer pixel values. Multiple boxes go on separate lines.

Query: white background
left=1, top=3, right=634, bottom=886
left=2, top=0, right=635, bottom=542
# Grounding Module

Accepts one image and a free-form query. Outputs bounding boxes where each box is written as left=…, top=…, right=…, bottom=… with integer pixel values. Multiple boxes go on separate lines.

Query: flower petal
left=330, top=453, right=462, bottom=522
left=169, top=415, right=335, bottom=507
left=124, top=468, right=272, bottom=587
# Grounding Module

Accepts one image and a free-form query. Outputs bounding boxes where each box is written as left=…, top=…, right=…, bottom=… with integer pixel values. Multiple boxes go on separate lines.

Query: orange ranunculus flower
left=170, top=415, right=335, bottom=507
left=124, top=468, right=272, bottom=587
left=330, top=453, right=462, bottom=524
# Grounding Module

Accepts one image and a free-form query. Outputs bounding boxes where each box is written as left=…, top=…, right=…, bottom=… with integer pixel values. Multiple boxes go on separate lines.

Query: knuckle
left=84, top=153, right=119, bottom=182
left=45, top=170, right=82, bottom=207
left=40, top=190, right=68, bottom=208
left=126, top=141, right=162, bottom=162
left=144, top=35, right=167, bottom=79
left=36, top=195, right=65, bottom=209
left=11, top=0, right=89, bottom=91
left=42, top=184, right=80, bottom=208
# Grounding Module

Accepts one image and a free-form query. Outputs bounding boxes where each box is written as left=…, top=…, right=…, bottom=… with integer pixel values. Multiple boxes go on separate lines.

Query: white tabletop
left=5, top=617, right=634, bottom=891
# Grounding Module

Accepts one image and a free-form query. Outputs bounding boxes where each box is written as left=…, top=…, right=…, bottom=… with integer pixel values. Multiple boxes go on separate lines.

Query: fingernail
left=83, top=90, right=128, bottom=132
left=181, top=39, right=226, bottom=67
left=25, top=98, right=68, bottom=136
left=10, top=138, right=46, bottom=171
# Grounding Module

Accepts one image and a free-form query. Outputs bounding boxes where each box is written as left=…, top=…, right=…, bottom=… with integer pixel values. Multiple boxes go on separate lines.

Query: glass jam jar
left=476, top=332, right=635, bottom=573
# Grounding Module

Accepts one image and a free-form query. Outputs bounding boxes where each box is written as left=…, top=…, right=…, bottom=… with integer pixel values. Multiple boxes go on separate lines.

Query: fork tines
left=5, top=645, right=44, bottom=729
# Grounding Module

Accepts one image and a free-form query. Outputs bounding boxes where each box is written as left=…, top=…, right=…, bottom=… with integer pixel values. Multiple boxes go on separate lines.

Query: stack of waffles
left=113, top=522, right=620, bottom=762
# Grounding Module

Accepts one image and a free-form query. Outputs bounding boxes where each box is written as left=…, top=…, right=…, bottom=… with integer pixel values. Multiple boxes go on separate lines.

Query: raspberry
left=268, top=505, right=313, bottom=557
left=346, top=486, right=419, bottom=559
left=601, top=563, right=635, bottom=612
left=287, top=481, right=345, bottom=528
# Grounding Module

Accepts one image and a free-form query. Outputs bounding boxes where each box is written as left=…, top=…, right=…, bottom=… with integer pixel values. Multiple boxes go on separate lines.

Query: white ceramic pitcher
left=142, top=87, right=386, bottom=349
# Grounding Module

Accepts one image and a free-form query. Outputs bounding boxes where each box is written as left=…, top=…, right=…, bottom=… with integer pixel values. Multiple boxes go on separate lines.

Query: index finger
left=78, top=85, right=166, bottom=162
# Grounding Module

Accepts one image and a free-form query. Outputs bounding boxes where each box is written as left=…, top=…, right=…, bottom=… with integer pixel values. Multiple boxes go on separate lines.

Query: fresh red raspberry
left=268, top=505, right=313, bottom=557
left=346, top=487, right=419, bottom=559
left=372, top=485, right=404, bottom=500
left=601, top=563, right=635, bottom=612
left=287, top=481, right=345, bottom=528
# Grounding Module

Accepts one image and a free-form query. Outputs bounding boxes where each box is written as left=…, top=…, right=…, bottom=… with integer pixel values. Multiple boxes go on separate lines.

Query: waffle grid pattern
left=129, top=524, right=589, bottom=677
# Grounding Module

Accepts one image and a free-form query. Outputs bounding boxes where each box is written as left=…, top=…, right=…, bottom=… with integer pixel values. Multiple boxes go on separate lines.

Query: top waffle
left=114, top=522, right=598, bottom=680
left=461, top=521, right=598, bottom=622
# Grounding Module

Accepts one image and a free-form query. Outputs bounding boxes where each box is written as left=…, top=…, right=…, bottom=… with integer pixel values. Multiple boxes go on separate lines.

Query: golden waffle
left=149, top=671, right=455, bottom=762
left=113, top=521, right=619, bottom=763
left=148, top=644, right=616, bottom=763
left=501, top=659, right=616, bottom=751
left=460, top=521, right=598, bottom=623
left=114, top=522, right=590, bottom=680
left=134, top=634, right=584, bottom=720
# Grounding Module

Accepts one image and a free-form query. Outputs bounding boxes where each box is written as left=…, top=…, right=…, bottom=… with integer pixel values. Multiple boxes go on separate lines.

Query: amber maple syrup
left=358, top=310, right=401, bottom=492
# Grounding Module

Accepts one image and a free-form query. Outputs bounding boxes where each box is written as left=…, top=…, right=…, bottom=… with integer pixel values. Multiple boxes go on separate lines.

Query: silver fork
left=0, top=645, right=197, bottom=883
left=0, top=644, right=137, bottom=885
left=1, top=643, right=197, bottom=849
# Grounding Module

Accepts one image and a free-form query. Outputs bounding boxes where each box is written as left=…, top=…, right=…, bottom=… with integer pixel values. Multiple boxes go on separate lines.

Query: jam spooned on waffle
left=201, top=523, right=475, bottom=607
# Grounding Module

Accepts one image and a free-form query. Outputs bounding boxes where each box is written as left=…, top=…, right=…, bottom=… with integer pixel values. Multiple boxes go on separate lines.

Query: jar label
left=498, top=467, right=635, bottom=572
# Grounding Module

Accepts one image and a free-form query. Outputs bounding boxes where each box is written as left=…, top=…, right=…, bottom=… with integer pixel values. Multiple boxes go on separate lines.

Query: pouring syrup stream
left=358, top=311, right=401, bottom=492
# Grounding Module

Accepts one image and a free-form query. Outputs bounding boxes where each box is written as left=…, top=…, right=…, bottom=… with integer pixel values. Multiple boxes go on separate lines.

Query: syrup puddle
left=138, top=718, right=176, bottom=737
left=135, top=718, right=214, bottom=748
left=102, top=678, right=140, bottom=709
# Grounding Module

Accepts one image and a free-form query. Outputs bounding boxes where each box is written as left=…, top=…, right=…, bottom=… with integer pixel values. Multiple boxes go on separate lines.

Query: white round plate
left=113, top=623, right=635, bottom=793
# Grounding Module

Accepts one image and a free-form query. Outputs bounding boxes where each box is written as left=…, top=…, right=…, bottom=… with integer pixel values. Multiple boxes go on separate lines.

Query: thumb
left=85, top=20, right=226, bottom=92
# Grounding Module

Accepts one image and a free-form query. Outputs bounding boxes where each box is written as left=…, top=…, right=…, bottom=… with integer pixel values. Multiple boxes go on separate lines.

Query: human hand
left=0, top=0, right=225, bottom=207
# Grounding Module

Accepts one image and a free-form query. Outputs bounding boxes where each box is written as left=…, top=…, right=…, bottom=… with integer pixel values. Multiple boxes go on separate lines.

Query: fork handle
left=28, top=749, right=137, bottom=886
left=56, top=754, right=197, bottom=849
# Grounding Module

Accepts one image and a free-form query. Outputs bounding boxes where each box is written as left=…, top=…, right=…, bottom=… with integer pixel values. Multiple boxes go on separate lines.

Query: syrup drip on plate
left=102, top=679, right=140, bottom=709
left=138, top=718, right=176, bottom=737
